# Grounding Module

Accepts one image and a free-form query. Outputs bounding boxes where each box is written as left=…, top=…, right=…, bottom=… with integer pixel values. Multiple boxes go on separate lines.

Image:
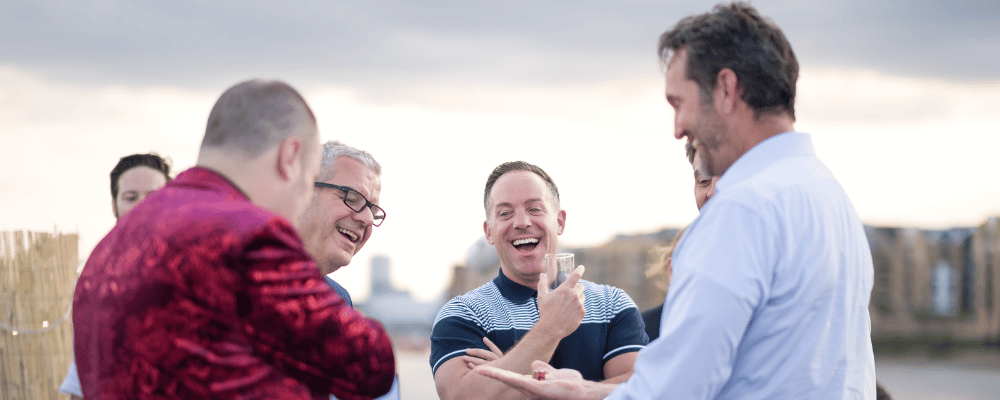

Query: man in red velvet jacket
left=72, top=79, right=395, bottom=400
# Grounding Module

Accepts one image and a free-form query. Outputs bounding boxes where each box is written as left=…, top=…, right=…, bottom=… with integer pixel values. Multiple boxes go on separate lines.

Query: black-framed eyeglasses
left=314, top=182, right=386, bottom=227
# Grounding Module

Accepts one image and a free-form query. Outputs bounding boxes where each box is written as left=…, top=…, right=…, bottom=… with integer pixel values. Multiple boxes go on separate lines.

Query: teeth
left=338, top=228, right=359, bottom=242
left=512, top=238, right=539, bottom=246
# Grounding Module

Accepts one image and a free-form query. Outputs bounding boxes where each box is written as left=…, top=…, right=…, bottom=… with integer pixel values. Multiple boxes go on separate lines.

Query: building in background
left=356, top=255, right=441, bottom=350
left=446, top=229, right=677, bottom=311
left=443, top=217, right=1000, bottom=348
left=867, top=217, right=1000, bottom=347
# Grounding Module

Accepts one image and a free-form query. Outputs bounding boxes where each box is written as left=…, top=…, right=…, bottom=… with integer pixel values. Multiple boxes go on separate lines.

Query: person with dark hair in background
left=640, top=140, right=718, bottom=341
left=477, top=3, right=876, bottom=398
left=687, top=141, right=719, bottom=211
left=60, top=153, right=173, bottom=399
left=430, top=161, right=647, bottom=400
left=72, top=79, right=395, bottom=400
left=109, top=153, right=173, bottom=218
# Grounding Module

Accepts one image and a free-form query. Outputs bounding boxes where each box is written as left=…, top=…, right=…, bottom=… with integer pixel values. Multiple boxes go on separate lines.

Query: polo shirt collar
left=493, top=268, right=538, bottom=304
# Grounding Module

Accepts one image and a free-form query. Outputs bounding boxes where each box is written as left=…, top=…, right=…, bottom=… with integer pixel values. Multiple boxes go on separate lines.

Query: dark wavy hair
left=110, top=153, right=172, bottom=200
left=658, top=2, right=798, bottom=120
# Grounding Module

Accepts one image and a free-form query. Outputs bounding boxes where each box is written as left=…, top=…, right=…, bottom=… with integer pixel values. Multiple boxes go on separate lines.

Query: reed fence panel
left=1, top=231, right=78, bottom=400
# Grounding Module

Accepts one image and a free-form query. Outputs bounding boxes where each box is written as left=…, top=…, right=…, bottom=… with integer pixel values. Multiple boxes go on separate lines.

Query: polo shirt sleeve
left=603, top=288, right=649, bottom=361
left=429, top=298, right=489, bottom=375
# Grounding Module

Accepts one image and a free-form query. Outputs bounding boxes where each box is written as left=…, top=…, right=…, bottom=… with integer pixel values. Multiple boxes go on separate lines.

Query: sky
left=2, top=0, right=999, bottom=302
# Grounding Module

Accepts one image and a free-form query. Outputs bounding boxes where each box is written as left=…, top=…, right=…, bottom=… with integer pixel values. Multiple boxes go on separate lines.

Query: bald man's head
left=201, top=79, right=318, bottom=158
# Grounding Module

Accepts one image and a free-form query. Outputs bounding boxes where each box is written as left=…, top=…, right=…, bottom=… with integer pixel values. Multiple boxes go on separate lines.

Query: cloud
left=1, top=0, right=995, bottom=96
left=771, top=0, right=999, bottom=81
left=3, top=62, right=999, bottom=302
left=797, top=67, right=1000, bottom=128
left=0, top=66, right=210, bottom=249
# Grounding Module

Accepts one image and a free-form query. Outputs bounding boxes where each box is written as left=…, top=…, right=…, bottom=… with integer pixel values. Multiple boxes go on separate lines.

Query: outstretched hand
left=475, top=360, right=586, bottom=400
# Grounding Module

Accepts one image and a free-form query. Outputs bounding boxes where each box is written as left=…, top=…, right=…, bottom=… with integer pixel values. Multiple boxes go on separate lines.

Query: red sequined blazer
left=73, top=167, right=394, bottom=399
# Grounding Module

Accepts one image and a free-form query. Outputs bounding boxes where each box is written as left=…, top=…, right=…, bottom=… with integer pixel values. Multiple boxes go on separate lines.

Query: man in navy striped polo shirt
left=430, top=161, right=648, bottom=400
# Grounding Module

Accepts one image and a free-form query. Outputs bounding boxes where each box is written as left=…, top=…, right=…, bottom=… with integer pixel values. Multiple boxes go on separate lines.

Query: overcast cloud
left=2, top=0, right=997, bottom=96
left=3, top=1, right=999, bottom=302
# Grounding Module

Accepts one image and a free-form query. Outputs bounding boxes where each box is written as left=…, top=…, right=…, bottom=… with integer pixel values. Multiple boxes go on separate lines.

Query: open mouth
left=511, top=237, right=539, bottom=252
left=337, top=228, right=359, bottom=243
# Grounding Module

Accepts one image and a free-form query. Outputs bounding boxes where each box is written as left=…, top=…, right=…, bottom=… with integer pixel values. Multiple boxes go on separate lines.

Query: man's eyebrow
left=493, top=199, right=545, bottom=210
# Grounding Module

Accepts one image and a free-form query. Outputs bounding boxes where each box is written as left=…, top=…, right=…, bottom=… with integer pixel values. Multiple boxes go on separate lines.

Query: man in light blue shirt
left=477, top=3, right=877, bottom=399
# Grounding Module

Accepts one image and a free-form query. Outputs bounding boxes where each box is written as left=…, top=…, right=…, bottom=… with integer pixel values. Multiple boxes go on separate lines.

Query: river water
left=394, top=349, right=1000, bottom=399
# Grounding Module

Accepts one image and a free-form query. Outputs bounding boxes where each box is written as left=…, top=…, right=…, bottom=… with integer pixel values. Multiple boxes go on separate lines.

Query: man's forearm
left=494, top=325, right=564, bottom=374
left=580, top=381, right=618, bottom=399
left=474, top=364, right=619, bottom=400
left=438, top=327, right=564, bottom=400
left=439, top=362, right=531, bottom=400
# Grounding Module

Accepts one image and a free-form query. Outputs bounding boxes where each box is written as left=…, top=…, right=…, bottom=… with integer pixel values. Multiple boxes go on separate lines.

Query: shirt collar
left=171, top=167, right=251, bottom=201
left=493, top=268, right=538, bottom=304
left=715, top=131, right=815, bottom=193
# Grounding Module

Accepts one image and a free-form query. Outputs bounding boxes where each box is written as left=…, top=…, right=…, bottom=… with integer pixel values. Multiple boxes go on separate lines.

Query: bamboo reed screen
left=1, top=231, right=78, bottom=400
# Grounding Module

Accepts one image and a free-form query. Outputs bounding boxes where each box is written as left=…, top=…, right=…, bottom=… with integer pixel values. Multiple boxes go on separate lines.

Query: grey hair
left=201, top=79, right=318, bottom=158
left=317, top=140, right=382, bottom=182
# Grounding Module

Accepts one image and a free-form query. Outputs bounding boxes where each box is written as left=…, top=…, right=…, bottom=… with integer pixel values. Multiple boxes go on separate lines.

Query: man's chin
left=515, top=260, right=544, bottom=275
left=320, top=258, right=348, bottom=275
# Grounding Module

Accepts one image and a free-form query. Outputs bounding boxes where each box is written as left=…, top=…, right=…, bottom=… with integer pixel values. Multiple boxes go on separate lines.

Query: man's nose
left=673, top=114, right=685, bottom=140
left=353, top=205, right=375, bottom=227
left=513, top=210, right=532, bottom=229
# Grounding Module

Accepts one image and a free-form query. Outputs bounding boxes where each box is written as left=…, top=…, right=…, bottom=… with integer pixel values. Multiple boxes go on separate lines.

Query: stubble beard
left=695, top=102, right=728, bottom=178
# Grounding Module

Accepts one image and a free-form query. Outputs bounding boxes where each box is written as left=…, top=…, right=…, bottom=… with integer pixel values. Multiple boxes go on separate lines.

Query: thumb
left=564, top=265, right=585, bottom=287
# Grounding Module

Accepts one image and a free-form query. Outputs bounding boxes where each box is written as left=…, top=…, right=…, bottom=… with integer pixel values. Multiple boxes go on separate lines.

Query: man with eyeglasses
left=297, top=140, right=399, bottom=400
left=299, top=140, right=385, bottom=280
left=72, top=80, right=395, bottom=399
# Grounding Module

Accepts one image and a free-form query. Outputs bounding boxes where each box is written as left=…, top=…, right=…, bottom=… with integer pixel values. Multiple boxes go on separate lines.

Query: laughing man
left=297, top=140, right=401, bottom=400
left=429, top=161, right=648, bottom=400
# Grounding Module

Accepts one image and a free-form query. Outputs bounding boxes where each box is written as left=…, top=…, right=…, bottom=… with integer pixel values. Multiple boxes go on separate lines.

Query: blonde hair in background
left=645, top=227, right=686, bottom=291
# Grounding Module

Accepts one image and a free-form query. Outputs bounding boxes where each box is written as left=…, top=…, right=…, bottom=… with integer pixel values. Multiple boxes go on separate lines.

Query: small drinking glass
left=545, top=253, right=575, bottom=290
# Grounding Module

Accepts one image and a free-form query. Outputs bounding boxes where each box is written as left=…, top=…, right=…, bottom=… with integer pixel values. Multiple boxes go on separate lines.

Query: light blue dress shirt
left=60, top=359, right=83, bottom=396
left=609, top=132, right=876, bottom=399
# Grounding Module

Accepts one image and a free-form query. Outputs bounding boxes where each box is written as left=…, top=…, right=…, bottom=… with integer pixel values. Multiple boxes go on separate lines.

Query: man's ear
left=112, top=198, right=119, bottom=219
left=714, top=68, right=740, bottom=115
left=276, top=136, right=305, bottom=181
left=483, top=220, right=494, bottom=245
left=556, top=210, right=566, bottom=235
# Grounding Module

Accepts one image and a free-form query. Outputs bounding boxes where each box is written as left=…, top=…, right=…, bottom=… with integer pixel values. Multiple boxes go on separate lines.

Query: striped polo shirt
left=430, top=269, right=648, bottom=380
